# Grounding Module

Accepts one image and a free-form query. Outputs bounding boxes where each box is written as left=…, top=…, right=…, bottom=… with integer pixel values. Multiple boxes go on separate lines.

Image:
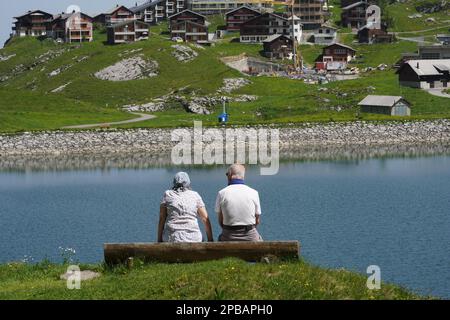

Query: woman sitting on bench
left=158, top=172, right=213, bottom=243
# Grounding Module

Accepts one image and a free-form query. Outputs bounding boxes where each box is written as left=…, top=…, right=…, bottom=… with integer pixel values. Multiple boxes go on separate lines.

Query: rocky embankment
left=1, top=120, right=450, bottom=157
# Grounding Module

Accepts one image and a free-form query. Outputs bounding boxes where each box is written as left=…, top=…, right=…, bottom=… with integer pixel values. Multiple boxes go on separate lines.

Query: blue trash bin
left=218, top=113, right=229, bottom=124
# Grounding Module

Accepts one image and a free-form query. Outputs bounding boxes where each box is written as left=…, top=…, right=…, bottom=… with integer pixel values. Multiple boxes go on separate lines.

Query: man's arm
left=218, top=210, right=224, bottom=228
left=157, top=204, right=167, bottom=242
left=255, top=214, right=261, bottom=226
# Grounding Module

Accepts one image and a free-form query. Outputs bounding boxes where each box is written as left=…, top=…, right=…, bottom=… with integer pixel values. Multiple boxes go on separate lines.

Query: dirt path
left=426, top=89, right=450, bottom=98
left=62, top=112, right=156, bottom=129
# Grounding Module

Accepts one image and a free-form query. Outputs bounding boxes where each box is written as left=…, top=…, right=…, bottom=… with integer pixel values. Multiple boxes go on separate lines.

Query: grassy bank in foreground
left=0, top=258, right=427, bottom=300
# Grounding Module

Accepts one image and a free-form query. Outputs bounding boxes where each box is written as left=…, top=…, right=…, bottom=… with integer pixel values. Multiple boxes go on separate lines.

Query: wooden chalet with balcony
left=13, top=10, right=53, bottom=37
left=341, top=1, right=369, bottom=29
left=94, top=5, right=135, bottom=26
left=107, top=20, right=150, bottom=44
left=52, top=11, right=93, bottom=43
left=169, top=9, right=208, bottom=43
left=131, top=0, right=187, bottom=24
left=225, top=6, right=261, bottom=31
left=262, top=34, right=293, bottom=60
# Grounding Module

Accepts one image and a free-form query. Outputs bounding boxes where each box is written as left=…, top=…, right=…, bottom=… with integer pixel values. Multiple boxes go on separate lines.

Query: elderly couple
left=158, top=164, right=262, bottom=242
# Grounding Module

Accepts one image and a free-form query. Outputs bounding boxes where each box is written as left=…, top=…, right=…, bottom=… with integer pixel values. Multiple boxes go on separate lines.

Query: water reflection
left=1, top=142, right=450, bottom=172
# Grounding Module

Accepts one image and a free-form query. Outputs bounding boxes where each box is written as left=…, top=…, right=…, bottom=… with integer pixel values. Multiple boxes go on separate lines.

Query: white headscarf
left=172, top=172, right=191, bottom=192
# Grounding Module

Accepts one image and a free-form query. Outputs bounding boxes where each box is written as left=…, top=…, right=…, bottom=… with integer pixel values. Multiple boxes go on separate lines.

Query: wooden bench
left=104, top=241, right=300, bottom=265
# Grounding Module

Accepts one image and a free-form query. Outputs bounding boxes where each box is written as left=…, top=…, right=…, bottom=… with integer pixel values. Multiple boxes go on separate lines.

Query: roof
left=168, top=9, right=206, bottom=20
left=14, top=10, right=53, bottom=19
left=53, top=11, right=93, bottom=21
left=358, top=95, right=408, bottom=107
left=324, top=42, right=356, bottom=52
left=130, top=0, right=164, bottom=13
left=108, top=19, right=150, bottom=28
left=262, top=34, right=292, bottom=43
left=342, top=1, right=367, bottom=10
left=398, top=59, right=450, bottom=76
left=225, top=5, right=261, bottom=16
left=105, top=5, right=132, bottom=15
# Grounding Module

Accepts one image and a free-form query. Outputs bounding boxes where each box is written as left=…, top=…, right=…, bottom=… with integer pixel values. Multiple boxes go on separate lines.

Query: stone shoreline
left=1, top=120, right=450, bottom=158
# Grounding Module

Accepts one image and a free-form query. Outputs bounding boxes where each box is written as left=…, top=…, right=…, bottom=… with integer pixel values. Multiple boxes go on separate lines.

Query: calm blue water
left=1, top=156, right=450, bottom=298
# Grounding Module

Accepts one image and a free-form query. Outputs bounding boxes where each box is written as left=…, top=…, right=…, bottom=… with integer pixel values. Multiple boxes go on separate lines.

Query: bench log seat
left=104, top=241, right=300, bottom=264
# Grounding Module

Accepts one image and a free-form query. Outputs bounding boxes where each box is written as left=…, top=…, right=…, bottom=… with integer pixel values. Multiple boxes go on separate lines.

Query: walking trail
left=62, top=112, right=156, bottom=129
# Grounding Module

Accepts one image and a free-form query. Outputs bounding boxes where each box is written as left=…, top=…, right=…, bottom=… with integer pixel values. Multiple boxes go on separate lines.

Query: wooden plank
left=104, top=241, right=300, bottom=264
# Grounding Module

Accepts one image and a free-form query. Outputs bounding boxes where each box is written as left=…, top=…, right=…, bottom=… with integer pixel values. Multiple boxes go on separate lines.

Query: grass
left=386, top=1, right=450, bottom=32
left=0, top=7, right=449, bottom=134
left=0, top=258, right=428, bottom=300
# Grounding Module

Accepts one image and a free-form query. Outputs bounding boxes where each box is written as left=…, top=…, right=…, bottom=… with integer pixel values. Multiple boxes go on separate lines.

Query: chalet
left=263, top=34, right=293, bottom=60
left=225, top=6, right=261, bottom=31
left=107, top=20, right=150, bottom=44
left=292, top=0, right=326, bottom=30
left=240, top=12, right=302, bottom=43
left=397, top=59, right=450, bottom=89
left=358, top=95, right=411, bottom=116
left=130, top=0, right=187, bottom=24
left=52, top=12, right=93, bottom=43
left=322, top=43, right=356, bottom=62
left=341, top=1, right=369, bottom=29
left=94, top=5, right=135, bottom=26
left=169, top=10, right=208, bottom=43
left=13, top=10, right=53, bottom=37
left=357, top=25, right=393, bottom=44
left=310, top=24, right=337, bottom=45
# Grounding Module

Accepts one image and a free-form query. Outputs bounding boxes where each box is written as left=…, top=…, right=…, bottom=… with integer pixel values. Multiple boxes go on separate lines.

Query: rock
left=218, top=78, right=251, bottom=93
left=48, top=64, right=73, bottom=77
left=51, top=82, right=72, bottom=93
left=171, top=45, right=198, bottom=63
left=0, top=53, right=16, bottom=61
left=60, top=270, right=101, bottom=281
left=94, top=55, right=159, bottom=81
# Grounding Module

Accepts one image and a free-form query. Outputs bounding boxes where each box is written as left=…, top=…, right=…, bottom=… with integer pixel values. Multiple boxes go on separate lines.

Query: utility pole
left=291, top=0, right=297, bottom=71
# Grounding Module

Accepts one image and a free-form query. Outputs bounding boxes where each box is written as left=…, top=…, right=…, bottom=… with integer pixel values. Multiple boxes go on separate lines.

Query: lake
left=0, top=155, right=449, bottom=298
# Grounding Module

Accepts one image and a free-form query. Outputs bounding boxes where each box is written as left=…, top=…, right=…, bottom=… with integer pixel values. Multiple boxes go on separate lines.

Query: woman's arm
left=158, top=204, right=167, bottom=243
left=198, top=207, right=214, bottom=242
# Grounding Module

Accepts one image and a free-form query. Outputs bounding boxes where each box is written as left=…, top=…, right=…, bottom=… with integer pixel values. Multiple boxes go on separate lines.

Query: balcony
left=115, top=31, right=135, bottom=35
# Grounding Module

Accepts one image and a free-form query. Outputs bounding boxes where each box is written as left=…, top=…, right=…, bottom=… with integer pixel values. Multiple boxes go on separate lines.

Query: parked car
left=172, top=36, right=183, bottom=43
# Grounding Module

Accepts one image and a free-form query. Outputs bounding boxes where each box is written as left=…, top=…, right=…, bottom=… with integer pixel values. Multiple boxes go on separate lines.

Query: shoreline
left=1, top=120, right=450, bottom=158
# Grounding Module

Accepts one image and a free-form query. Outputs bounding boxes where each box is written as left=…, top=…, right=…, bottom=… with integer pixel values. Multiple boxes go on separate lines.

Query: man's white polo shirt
left=215, top=183, right=261, bottom=226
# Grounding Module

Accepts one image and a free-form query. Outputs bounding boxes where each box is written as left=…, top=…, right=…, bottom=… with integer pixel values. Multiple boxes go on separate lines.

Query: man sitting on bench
left=215, top=164, right=263, bottom=242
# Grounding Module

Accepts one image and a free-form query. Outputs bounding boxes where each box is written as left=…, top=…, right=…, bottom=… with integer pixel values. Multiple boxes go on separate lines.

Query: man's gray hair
left=227, top=164, right=246, bottom=179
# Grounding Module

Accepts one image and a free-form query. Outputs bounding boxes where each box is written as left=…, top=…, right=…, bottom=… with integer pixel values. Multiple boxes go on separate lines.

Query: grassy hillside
left=0, top=7, right=449, bottom=133
left=0, top=258, right=427, bottom=300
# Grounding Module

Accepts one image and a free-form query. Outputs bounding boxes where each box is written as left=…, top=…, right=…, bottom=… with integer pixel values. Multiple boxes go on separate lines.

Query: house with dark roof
left=225, top=6, right=261, bottom=31
left=397, top=59, right=450, bottom=89
left=262, top=34, right=293, bottom=60
left=130, top=0, right=187, bottom=24
left=107, top=20, right=150, bottom=44
left=322, top=43, right=356, bottom=62
left=357, top=24, right=393, bottom=44
left=341, top=1, right=369, bottom=29
left=358, top=95, right=411, bottom=116
left=13, top=10, right=54, bottom=37
left=168, top=10, right=208, bottom=43
left=94, top=5, right=135, bottom=26
left=52, top=12, right=94, bottom=43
